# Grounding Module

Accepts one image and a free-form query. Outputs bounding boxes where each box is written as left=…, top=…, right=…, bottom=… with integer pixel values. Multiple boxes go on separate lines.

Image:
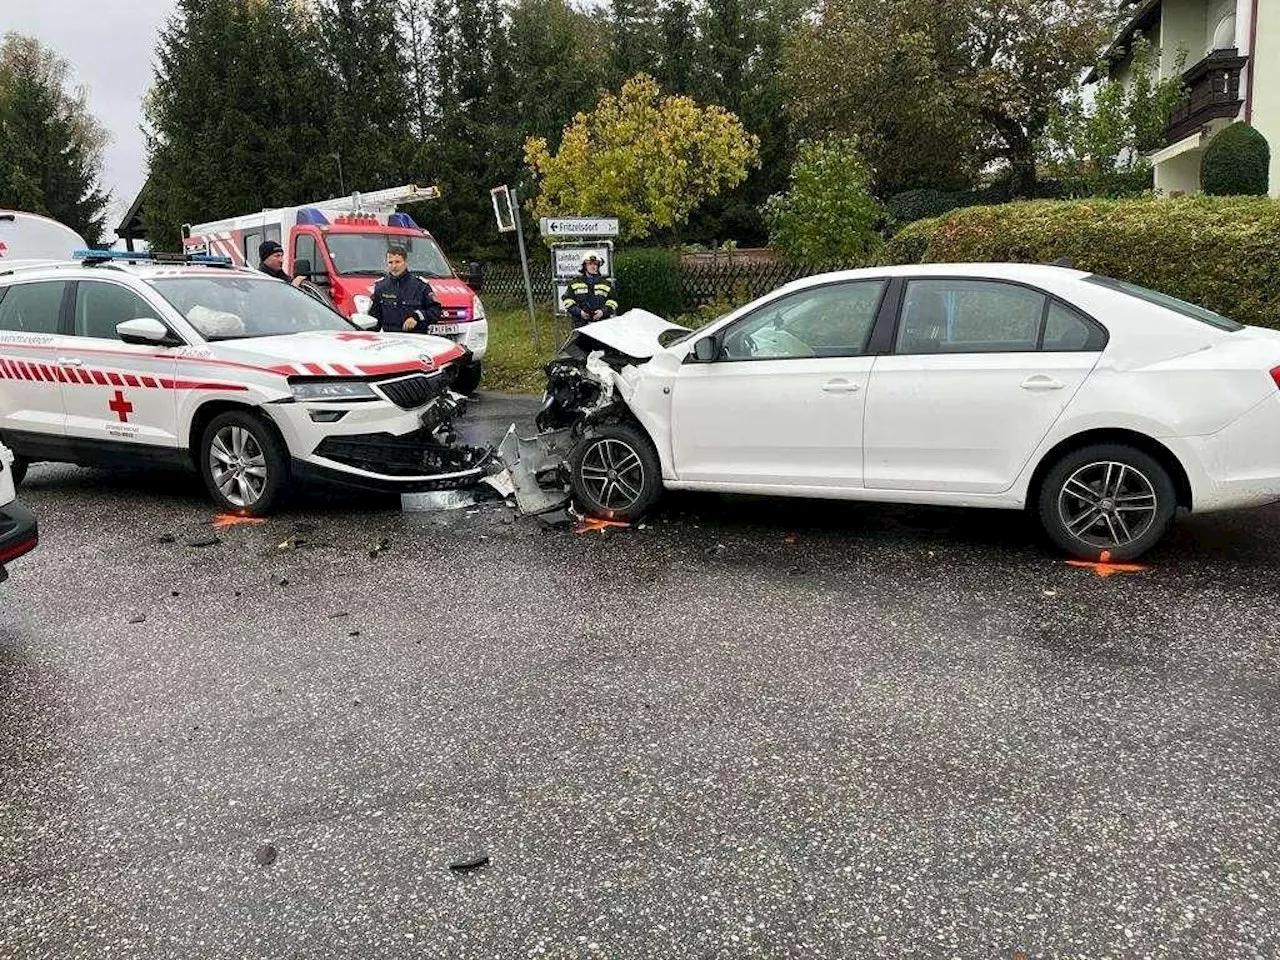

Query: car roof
left=779, top=262, right=1092, bottom=292
left=0, top=260, right=263, bottom=283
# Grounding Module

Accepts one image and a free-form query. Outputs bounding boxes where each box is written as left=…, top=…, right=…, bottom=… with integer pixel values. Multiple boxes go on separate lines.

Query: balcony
left=1164, top=49, right=1248, bottom=145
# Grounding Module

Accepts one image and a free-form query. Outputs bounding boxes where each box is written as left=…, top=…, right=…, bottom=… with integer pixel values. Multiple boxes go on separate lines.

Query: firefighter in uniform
left=562, top=255, right=618, bottom=328
left=369, top=245, right=442, bottom=332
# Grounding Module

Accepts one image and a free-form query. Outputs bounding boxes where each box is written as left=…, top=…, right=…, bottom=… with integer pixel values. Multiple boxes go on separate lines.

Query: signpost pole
left=510, top=188, right=540, bottom=351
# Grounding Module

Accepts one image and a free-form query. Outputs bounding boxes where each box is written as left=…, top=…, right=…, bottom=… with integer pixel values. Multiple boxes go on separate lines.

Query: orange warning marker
left=571, top=517, right=631, bottom=535
left=212, top=514, right=267, bottom=528
left=1064, top=549, right=1147, bottom=578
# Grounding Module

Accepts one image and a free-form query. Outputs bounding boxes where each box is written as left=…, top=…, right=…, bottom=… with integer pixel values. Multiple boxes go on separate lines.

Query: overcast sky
left=5, top=1, right=180, bottom=239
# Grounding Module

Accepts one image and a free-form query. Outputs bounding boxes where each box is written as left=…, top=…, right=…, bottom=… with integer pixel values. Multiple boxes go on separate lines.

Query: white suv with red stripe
left=0, top=254, right=488, bottom=514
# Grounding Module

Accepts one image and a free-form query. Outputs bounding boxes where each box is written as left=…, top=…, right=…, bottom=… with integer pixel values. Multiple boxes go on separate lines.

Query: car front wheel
left=568, top=422, right=663, bottom=522
left=198, top=410, right=289, bottom=516
left=1037, top=443, right=1177, bottom=561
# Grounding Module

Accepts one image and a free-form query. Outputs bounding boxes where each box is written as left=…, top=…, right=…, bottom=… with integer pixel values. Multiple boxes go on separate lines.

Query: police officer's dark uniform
left=369, top=270, right=442, bottom=332
left=562, top=256, right=618, bottom=328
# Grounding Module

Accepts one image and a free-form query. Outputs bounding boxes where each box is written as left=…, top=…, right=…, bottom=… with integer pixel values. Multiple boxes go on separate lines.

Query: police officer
left=369, top=245, right=442, bottom=332
left=562, top=254, right=618, bottom=328
left=258, top=241, right=305, bottom=288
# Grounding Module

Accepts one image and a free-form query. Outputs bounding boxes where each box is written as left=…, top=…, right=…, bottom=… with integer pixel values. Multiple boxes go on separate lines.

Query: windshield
left=150, top=275, right=357, bottom=341
left=324, top=232, right=453, bottom=278
left=1085, top=275, right=1243, bottom=332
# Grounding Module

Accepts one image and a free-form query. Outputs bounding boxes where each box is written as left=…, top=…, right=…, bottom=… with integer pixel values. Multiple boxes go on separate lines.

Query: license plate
left=427, top=323, right=462, bottom=336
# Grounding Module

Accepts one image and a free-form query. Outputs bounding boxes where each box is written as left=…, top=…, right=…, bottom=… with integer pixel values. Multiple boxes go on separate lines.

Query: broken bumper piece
left=493, top=425, right=574, bottom=515
left=300, top=428, right=492, bottom=493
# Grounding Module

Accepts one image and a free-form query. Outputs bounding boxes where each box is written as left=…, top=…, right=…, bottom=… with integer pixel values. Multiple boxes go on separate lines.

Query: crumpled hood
left=572, top=310, right=689, bottom=361
left=204, top=330, right=466, bottom=377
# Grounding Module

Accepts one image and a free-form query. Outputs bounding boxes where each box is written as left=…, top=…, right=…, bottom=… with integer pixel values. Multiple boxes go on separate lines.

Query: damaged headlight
left=290, top=379, right=378, bottom=402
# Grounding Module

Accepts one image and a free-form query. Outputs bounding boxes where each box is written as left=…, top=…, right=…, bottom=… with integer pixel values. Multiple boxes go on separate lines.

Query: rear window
left=1085, top=275, right=1243, bottom=331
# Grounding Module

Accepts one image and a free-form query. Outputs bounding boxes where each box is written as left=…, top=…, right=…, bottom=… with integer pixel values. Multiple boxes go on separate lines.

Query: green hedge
left=882, top=196, right=1280, bottom=329
left=614, top=247, right=685, bottom=318
left=1202, top=123, right=1270, bottom=196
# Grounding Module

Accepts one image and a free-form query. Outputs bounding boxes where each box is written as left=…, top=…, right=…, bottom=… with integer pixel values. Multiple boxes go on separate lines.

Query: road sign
left=539, top=216, right=620, bottom=238
left=490, top=186, right=517, bottom=233
left=552, top=242, right=612, bottom=279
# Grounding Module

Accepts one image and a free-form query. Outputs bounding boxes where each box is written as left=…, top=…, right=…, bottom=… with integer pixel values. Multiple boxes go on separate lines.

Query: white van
left=0, top=210, right=89, bottom=265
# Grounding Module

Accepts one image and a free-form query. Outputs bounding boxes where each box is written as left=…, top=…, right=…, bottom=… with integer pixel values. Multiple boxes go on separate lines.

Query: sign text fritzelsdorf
left=539, top=216, right=619, bottom=237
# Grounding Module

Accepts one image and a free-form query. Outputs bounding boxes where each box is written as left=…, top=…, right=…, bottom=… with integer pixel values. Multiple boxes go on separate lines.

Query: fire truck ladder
left=309, top=184, right=441, bottom=213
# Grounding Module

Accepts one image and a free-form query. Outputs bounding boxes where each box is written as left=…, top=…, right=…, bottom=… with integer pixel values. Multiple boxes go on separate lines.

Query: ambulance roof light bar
left=73, top=249, right=234, bottom=267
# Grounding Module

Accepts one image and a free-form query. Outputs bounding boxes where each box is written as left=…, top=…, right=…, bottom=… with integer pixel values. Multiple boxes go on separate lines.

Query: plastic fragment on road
left=496, top=425, right=572, bottom=516
left=449, top=853, right=490, bottom=873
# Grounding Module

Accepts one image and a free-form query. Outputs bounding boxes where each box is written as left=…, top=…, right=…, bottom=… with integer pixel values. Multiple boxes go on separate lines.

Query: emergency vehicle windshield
left=150, top=276, right=356, bottom=341
left=324, top=233, right=453, bottom=278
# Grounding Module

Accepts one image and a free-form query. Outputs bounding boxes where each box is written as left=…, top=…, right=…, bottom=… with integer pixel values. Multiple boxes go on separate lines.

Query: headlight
left=353, top=294, right=373, bottom=315
left=290, top=380, right=378, bottom=401
left=471, top=294, right=486, bottom=322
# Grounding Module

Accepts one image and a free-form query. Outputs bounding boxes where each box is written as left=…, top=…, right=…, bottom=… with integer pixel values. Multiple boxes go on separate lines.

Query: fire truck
left=182, top=184, right=487, bottom=393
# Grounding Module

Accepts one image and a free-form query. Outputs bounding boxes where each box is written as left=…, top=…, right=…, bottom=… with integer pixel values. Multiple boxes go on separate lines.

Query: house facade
left=1100, top=0, right=1278, bottom=196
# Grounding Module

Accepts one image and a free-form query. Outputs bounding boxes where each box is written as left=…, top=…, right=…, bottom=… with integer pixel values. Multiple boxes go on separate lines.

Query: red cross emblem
left=335, top=331, right=379, bottom=341
left=0, top=239, right=8, bottom=258
left=108, top=389, right=133, bottom=422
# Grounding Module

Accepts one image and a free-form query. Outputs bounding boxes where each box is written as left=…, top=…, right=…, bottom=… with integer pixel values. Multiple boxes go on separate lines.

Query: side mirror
left=350, top=313, right=378, bottom=331
left=293, top=258, right=312, bottom=277
left=117, top=317, right=176, bottom=346
left=691, top=336, right=718, bottom=363
left=464, top=260, right=485, bottom=292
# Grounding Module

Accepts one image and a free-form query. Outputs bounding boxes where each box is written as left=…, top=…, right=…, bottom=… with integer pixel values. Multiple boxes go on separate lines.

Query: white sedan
left=536, top=263, right=1280, bottom=561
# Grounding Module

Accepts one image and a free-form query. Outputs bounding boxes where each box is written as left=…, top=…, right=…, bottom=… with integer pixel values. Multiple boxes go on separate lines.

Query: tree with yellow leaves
left=524, top=74, right=760, bottom=242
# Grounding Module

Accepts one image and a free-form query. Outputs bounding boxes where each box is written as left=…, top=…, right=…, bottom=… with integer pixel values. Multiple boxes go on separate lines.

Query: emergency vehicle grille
left=377, top=373, right=445, bottom=410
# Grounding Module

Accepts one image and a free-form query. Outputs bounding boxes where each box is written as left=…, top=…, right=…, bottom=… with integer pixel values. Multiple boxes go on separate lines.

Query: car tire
left=452, top=361, right=482, bottom=396
left=568, top=422, right=663, bottom=522
left=198, top=410, right=290, bottom=516
left=1037, top=443, right=1177, bottom=562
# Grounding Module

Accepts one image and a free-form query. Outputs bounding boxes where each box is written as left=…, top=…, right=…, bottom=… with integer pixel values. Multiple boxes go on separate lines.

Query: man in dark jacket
left=561, top=255, right=618, bottom=328
left=258, top=241, right=304, bottom=288
left=369, top=246, right=442, bottom=332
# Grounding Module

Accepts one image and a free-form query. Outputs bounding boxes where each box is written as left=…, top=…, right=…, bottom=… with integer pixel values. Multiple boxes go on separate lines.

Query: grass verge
left=481, top=301, right=573, bottom=394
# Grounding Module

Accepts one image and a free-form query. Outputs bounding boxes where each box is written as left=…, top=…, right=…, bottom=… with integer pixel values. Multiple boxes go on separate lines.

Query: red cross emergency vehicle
left=0, top=248, right=489, bottom=516
left=182, top=184, right=488, bottom=393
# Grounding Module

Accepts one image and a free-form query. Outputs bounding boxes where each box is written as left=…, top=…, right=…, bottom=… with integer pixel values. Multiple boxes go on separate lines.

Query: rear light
left=1272, top=366, right=1280, bottom=390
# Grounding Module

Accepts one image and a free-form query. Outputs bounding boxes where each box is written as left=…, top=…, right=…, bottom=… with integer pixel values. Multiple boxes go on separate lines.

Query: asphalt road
left=2, top=392, right=1279, bottom=959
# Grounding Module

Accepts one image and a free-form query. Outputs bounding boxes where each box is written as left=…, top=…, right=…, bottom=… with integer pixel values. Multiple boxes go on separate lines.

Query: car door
left=59, top=279, right=182, bottom=449
left=669, top=279, right=887, bottom=488
left=0, top=279, right=71, bottom=440
left=863, top=278, right=1104, bottom=494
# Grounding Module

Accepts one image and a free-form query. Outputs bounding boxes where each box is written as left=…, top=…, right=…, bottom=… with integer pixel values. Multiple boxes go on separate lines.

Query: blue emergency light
left=296, top=208, right=329, bottom=225
left=387, top=213, right=419, bottom=229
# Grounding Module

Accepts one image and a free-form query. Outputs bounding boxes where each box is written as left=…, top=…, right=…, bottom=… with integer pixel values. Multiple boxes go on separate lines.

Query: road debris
left=448, top=853, right=491, bottom=873
left=212, top=514, right=266, bottom=528
left=186, top=535, right=220, bottom=548
left=253, top=843, right=278, bottom=867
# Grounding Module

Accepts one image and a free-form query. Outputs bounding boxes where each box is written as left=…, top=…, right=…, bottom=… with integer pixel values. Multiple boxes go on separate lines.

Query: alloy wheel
left=579, top=438, right=646, bottom=511
left=209, top=425, right=269, bottom=508
left=1057, top=460, right=1158, bottom=549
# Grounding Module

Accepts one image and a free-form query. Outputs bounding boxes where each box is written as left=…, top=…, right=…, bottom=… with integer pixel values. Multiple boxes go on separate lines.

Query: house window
left=1212, top=13, right=1236, bottom=52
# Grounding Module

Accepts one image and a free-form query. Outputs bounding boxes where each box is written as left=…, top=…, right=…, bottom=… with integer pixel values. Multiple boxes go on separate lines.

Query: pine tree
left=0, top=33, right=110, bottom=244
left=144, top=0, right=334, bottom=248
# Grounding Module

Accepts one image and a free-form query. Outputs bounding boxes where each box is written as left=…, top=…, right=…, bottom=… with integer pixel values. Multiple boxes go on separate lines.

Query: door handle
left=56, top=357, right=84, bottom=367
left=821, top=379, right=861, bottom=394
left=1021, top=375, right=1064, bottom=391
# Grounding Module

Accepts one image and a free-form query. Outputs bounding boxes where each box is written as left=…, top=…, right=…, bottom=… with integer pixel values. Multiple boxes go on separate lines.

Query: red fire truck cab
left=183, top=185, right=487, bottom=393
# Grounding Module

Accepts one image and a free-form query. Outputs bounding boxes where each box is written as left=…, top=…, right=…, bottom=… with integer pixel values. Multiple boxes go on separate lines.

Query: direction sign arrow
left=539, top=217, right=620, bottom=237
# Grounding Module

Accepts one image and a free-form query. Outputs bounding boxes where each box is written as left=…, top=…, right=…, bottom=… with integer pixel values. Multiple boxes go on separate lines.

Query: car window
left=1042, top=301, right=1106, bottom=352
left=149, top=275, right=356, bottom=340
left=719, top=281, right=886, bottom=361
left=897, top=279, right=1045, bottom=354
left=0, top=281, right=66, bottom=334
left=73, top=281, right=163, bottom=340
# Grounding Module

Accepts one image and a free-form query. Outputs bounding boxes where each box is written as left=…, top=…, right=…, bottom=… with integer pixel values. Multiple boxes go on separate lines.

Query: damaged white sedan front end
left=495, top=310, right=690, bottom=520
